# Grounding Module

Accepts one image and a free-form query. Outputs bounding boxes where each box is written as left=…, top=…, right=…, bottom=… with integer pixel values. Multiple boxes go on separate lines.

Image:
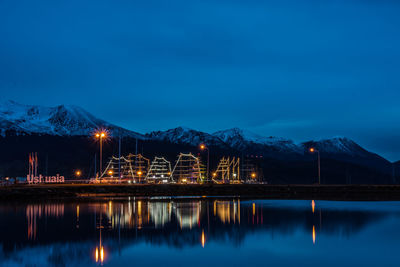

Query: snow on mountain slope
left=146, top=127, right=227, bottom=147
left=213, top=128, right=301, bottom=153
left=0, top=100, right=143, bottom=138
left=301, top=137, right=373, bottom=157
left=0, top=101, right=389, bottom=164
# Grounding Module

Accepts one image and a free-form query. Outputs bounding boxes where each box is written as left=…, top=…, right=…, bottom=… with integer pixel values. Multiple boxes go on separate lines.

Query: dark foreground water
left=0, top=198, right=399, bottom=267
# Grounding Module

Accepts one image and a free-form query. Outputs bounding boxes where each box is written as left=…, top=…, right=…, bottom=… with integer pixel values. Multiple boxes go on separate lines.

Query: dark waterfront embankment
left=1, top=184, right=400, bottom=201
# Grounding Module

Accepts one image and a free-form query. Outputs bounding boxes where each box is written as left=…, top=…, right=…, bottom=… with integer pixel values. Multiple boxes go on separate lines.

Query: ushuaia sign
left=27, top=174, right=65, bottom=184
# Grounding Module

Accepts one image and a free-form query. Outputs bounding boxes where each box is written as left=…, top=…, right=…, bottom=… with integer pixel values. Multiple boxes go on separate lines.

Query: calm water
left=0, top=198, right=400, bottom=266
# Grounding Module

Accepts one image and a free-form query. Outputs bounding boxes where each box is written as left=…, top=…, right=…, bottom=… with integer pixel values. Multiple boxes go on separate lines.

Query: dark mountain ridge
left=0, top=101, right=397, bottom=184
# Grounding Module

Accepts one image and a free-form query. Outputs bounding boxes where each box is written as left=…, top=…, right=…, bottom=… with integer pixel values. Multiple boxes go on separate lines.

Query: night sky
left=0, top=0, right=399, bottom=160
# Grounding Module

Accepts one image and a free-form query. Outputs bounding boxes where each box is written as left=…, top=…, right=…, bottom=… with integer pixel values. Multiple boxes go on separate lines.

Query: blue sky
left=0, top=0, right=399, bottom=160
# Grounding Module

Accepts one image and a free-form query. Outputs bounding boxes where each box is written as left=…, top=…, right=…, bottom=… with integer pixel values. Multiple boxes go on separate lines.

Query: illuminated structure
left=127, top=153, right=150, bottom=183
left=241, top=156, right=263, bottom=183
left=28, top=152, right=38, bottom=178
left=146, top=157, right=172, bottom=183
left=100, top=156, right=134, bottom=182
left=100, top=154, right=149, bottom=183
left=171, top=153, right=202, bottom=183
left=213, top=157, right=240, bottom=183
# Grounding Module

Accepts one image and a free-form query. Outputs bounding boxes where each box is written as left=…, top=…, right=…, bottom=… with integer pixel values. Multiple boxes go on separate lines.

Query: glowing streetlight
left=108, top=170, right=113, bottom=176
left=75, top=170, right=81, bottom=177
left=95, top=130, right=108, bottom=181
left=251, top=172, right=256, bottom=179
left=309, top=147, right=321, bottom=185
left=199, top=144, right=210, bottom=181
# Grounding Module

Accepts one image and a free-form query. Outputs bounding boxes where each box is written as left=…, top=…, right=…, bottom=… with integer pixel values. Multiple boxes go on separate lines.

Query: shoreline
left=1, top=184, right=400, bottom=201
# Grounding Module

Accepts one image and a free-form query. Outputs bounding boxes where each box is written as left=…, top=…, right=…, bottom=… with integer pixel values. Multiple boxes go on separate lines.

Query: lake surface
left=0, top=198, right=399, bottom=266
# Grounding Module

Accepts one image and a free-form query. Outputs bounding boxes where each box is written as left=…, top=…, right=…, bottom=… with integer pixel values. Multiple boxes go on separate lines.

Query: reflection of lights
left=252, top=203, right=256, bottom=216
left=95, top=246, right=105, bottom=264
left=214, top=201, right=239, bottom=224
left=311, top=200, right=315, bottom=214
left=108, top=201, right=112, bottom=215
left=76, top=205, right=80, bottom=227
left=201, top=229, right=206, bottom=248
left=181, top=178, right=187, bottom=183
left=312, top=225, right=316, bottom=244
left=214, top=201, right=216, bottom=216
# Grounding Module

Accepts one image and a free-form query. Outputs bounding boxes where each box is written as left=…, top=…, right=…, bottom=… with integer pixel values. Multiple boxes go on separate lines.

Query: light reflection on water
left=0, top=198, right=400, bottom=266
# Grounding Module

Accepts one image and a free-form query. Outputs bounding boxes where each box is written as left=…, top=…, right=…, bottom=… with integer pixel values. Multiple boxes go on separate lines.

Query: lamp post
left=309, top=147, right=321, bottom=185
left=199, top=144, right=210, bottom=181
left=95, top=131, right=107, bottom=181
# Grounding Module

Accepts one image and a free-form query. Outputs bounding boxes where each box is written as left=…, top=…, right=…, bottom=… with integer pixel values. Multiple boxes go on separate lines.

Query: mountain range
left=0, top=100, right=397, bottom=184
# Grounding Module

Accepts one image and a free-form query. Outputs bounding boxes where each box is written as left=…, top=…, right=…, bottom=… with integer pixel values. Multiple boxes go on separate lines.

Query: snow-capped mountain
left=213, top=128, right=301, bottom=153
left=0, top=100, right=143, bottom=138
left=0, top=101, right=391, bottom=163
left=301, top=137, right=372, bottom=156
left=146, top=127, right=228, bottom=147
left=0, top=101, right=395, bottom=182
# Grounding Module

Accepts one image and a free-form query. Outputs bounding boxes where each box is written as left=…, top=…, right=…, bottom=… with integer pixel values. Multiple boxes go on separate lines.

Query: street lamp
left=95, top=130, right=107, bottom=181
left=75, top=170, right=81, bottom=178
left=199, top=144, right=210, bottom=181
left=309, top=147, right=321, bottom=185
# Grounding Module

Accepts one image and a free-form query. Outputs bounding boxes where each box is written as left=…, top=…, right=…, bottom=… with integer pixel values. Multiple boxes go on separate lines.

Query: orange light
left=95, top=247, right=99, bottom=262
left=199, top=144, right=206, bottom=150
left=108, top=170, right=113, bottom=175
left=212, top=172, right=216, bottom=177
left=251, top=173, right=256, bottom=178
left=312, top=225, right=316, bottom=244
left=100, top=246, right=104, bottom=263
left=137, top=171, right=142, bottom=176
left=201, top=229, right=206, bottom=248
left=311, top=200, right=315, bottom=213
left=75, top=170, right=81, bottom=176
left=309, top=147, right=315, bottom=153
left=94, top=130, right=107, bottom=139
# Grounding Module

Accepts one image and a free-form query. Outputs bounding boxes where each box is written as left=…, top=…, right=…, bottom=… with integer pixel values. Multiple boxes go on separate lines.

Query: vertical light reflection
left=312, top=225, right=316, bottom=244
left=95, top=247, right=99, bottom=263
left=201, top=229, right=206, bottom=248
left=311, top=200, right=315, bottom=214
